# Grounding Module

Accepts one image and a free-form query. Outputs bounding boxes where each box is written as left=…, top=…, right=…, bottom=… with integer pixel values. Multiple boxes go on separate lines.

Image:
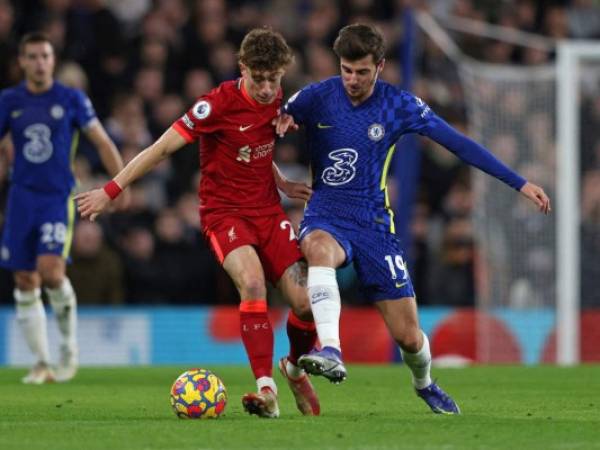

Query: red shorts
left=202, top=208, right=302, bottom=284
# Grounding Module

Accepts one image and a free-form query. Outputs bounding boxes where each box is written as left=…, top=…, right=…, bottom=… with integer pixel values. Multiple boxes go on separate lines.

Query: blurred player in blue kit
left=276, top=24, right=551, bottom=414
left=0, top=33, right=126, bottom=383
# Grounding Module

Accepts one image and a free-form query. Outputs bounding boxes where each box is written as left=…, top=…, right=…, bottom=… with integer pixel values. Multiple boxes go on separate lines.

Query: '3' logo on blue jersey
left=322, top=148, right=358, bottom=186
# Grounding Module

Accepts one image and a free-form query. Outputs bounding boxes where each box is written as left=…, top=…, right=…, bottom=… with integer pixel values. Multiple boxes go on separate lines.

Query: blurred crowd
left=0, top=0, right=599, bottom=307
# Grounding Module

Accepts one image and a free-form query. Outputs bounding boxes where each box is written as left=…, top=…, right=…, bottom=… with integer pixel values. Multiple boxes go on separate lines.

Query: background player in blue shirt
left=276, top=24, right=551, bottom=414
left=0, top=33, right=126, bottom=384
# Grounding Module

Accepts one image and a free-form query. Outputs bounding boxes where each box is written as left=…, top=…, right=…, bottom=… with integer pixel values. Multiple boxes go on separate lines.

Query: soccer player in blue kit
left=276, top=24, right=551, bottom=414
left=0, top=33, right=126, bottom=383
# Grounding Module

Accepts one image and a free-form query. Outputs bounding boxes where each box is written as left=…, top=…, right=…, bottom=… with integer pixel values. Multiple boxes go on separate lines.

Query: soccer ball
left=170, top=368, right=227, bottom=419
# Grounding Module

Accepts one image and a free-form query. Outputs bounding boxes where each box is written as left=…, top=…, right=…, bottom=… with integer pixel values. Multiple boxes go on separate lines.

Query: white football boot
left=54, top=344, right=78, bottom=382
left=22, top=361, right=55, bottom=384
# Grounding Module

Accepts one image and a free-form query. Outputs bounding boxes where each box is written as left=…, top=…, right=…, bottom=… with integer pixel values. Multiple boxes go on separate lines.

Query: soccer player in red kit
left=76, top=28, right=320, bottom=418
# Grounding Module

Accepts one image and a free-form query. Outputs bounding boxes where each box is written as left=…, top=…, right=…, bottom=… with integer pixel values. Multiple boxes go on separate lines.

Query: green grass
left=1, top=365, right=599, bottom=450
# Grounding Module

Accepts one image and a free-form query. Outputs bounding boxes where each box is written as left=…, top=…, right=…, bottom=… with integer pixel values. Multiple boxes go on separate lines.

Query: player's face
left=241, top=64, right=285, bottom=104
left=19, top=42, right=55, bottom=87
left=340, top=55, right=384, bottom=104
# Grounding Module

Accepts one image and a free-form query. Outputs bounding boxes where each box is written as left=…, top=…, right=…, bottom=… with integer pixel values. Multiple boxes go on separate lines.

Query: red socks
left=286, top=311, right=317, bottom=365
left=239, top=299, right=273, bottom=379
left=240, top=301, right=317, bottom=377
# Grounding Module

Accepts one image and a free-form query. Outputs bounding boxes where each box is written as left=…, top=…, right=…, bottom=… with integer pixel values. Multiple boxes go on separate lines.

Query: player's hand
left=280, top=180, right=313, bottom=202
left=112, top=188, right=131, bottom=212
left=75, top=188, right=112, bottom=222
left=272, top=113, right=298, bottom=138
left=519, top=181, right=551, bottom=215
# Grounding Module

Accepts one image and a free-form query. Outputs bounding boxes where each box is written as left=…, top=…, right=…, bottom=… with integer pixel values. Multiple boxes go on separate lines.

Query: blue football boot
left=298, top=347, right=347, bottom=384
left=416, top=382, right=460, bottom=414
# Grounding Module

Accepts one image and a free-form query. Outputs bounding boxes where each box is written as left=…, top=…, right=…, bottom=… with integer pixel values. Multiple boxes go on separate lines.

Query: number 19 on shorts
left=384, top=254, right=408, bottom=281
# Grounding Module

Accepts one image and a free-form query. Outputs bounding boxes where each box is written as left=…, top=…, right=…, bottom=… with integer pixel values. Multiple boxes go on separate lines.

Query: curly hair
left=333, top=24, right=386, bottom=64
left=238, top=27, right=293, bottom=72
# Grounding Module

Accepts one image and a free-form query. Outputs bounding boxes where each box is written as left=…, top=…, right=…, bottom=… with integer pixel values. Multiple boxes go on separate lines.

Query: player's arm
left=273, top=113, right=299, bottom=138
left=425, top=119, right=551, bottom=214
left=272, top=162, right=312, bottom=201
left=84, top=120, right=124, bottom=177
left=275, top=87, right=314, bottom=137
left=76, top=127, right=187, bottom=221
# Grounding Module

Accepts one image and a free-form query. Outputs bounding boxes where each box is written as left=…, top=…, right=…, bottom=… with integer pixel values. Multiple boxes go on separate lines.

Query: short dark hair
left=19, top=32, right=53, bottom=55
left=333, top=24, right=385, bottom=64
left=238, top=27, right=293, bottom=72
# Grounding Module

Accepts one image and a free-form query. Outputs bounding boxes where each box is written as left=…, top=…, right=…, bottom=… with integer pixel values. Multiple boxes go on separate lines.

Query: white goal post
left=556, top=41, right=600, bottom=365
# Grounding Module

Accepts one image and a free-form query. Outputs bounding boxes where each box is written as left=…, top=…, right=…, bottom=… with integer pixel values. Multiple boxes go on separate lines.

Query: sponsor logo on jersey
left=23, top=123, right=54, bottom=163
left=236, top=145, right=251, bottom=163
left=368, top=123, right=385, bottom=141
left=395, top=281, right=408, bottom=289
left=322, top=148, right=358, bottom=186
left=239, top=124, right=253, bottom=132
left=11, top=110, right=22, bottom=118
left=182, top=114, right=194, bottom=129
left=50, top=104, right=64, bottom=119
left=236, top=141, right=274, bottom=163
left=192, top=100, right=211, bottom=120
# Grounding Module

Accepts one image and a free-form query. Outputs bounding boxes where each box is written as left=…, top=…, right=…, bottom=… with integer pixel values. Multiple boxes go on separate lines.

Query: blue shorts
left=299, top=216, right=415, bottom=302
left=0, top=184, right=75, bottom=271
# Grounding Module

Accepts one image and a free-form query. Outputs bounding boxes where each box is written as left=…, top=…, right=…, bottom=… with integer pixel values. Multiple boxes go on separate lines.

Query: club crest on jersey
left=368, top=123, right=385, bottom=141
left=50, top=105, right=64, bottom=119
left=192, top=100, right=211, bottom=120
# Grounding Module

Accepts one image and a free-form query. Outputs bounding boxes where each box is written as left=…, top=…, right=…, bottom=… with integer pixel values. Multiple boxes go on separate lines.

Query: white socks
left=257, top=376, right=277, bottom=395
left=307, top=266, right=341, bottom=351
left=400, top=331, right=433, bottom=390
left=46, top=278, right=77, bottom=352
left=15, top=288, right=50, bottom=364
left=286, top=359, right=305, bottom=379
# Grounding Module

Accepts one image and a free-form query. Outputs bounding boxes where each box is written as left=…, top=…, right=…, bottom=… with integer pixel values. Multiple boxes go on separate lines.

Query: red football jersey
left=173, top=78, right=282, bottom=217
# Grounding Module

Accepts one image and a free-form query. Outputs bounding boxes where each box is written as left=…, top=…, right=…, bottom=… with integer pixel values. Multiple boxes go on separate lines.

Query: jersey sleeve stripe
left=172, top=121, right=195, bottom=143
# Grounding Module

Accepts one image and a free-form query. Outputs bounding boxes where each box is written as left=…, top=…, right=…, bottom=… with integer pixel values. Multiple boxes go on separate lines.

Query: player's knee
left=14, top=272, right=39, bottom=291
left=239, top=275, right=266, bottom=299
left=38, top=268, right=64, bottom=289
left=397, top=330, right=422, bottom=353
left=302, top=240, right=331, bottom=265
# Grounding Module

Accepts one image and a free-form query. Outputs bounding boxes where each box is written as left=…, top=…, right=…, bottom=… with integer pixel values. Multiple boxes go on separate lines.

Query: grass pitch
left=0, top=365, right=598, bottom=450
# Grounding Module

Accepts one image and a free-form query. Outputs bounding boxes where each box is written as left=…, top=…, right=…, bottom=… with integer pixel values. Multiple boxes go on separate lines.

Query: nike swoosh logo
left=317, top=123, right=333, bottom=129
left=311, top=297, right=327, bottom=305
left=395, top=281, right=408, bottom=288
left=239, top=124, right=253, bottom=132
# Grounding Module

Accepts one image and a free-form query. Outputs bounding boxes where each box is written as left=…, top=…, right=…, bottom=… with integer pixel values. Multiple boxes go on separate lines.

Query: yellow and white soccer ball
left=170, top=368, right=227, bottom=419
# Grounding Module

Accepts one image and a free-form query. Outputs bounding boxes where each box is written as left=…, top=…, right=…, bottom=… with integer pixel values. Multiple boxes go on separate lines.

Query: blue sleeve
left=0, top=91, right=9, bottom=138
left=72, top=89, right=97, bottom=129
left=395, top=91, right=526, bottom=190
left=423, top=117, right=527, bottom=191
left=283, top=85, right=315, bottom=125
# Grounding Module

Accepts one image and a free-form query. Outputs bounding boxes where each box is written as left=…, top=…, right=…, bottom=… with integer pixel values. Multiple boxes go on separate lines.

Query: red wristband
left=103, top=180, right=122, bottom=200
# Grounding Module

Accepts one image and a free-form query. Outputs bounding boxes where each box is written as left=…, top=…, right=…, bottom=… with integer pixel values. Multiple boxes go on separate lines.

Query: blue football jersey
left=285, top=76, right=525, bottom=233
left=0, top=81, right=97, bottom=194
